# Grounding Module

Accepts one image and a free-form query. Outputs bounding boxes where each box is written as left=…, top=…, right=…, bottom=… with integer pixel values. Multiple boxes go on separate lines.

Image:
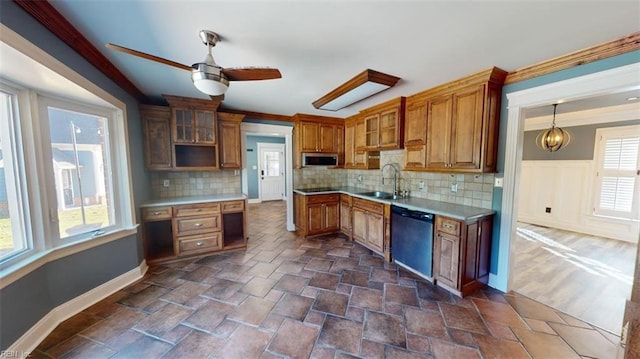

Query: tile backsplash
left=295, top=149, right=495, bottom=209
left=151, top=171, right=241, bottom=198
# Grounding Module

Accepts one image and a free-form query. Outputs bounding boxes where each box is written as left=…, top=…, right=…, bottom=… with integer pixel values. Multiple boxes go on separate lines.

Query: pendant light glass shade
left=536, top=104, right=571, bottom=152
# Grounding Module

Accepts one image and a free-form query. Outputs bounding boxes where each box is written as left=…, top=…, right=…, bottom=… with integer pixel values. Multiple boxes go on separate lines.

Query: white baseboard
left=248, top=198, right=262, bottom=204
left=7, top=260, right=148, bottom=354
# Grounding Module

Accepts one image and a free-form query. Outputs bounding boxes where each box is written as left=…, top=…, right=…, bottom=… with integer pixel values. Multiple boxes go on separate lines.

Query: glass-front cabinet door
left=173, top=108, right=194, bottom=143
left=195, top=110, right=216, bottom=144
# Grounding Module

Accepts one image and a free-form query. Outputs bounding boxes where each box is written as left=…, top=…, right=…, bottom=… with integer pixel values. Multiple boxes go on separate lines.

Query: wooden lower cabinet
left=295, top=193, right=340, bottom=238
left=352, top=197, right=390, bottom=260
left=339, top=194, right=352, bottom=238
left=433, top=214, right=493, bottom=297
left=142, top=199, right=247, bottom=264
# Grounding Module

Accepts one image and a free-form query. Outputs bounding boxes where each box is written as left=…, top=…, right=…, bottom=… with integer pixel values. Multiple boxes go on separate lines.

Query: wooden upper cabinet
left=404, top=67, right=506, bottom=173
left=404, top=101, right=427, bottom=146
left=293, top=113, right=345, bottom=168
left=360, top=97, right=405, bottom=150
left=354, top=117, right=367, bottom=151
left=344, top=115, right=379, bottom=170
left=217, top=112, right=244, bottom=170
left=140, top=105, right=172, bottom=170
left=300, top=121, right=320, bottom=152
left=425, top=95, right=453, bottom=170
left=450, top=85, right=484, bottom=170
left=171, top=107, right=217, bottom=144
left=319, top=124, right=336, bottom=152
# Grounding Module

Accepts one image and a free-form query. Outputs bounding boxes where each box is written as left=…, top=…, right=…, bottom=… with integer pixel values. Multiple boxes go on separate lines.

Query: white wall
left=518, top=160, right=639, bottom=243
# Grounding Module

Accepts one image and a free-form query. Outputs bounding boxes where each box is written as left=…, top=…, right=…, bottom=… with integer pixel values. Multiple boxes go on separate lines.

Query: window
left=0, top=88, right=30, bottom=262
left=0, top=30, right=135, bottom=270
left=593, top=125, right=640, bottom=220
left=41, top=100, right=115, bottom=241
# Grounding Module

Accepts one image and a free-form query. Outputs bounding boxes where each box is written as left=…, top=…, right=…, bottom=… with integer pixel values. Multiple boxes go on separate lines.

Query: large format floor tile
left=31, top=201, right=624, bottom=358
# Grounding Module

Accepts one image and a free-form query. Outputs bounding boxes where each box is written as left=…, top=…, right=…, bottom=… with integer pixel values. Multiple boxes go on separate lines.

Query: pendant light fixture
left=536, top=103, right=571, bottom=152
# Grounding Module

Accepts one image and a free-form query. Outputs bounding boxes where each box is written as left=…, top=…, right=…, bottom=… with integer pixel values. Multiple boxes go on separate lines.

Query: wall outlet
left=494, top=177, right=504, bottom=187
left=451, top=183, right=458, bottom=193
left=545, top=207, right=551, bottom=213
left=163, top=179, right=170, bottom=187
left=418, top=181, right=425, bottom=190
left=357, top=175, right=363, bottom=182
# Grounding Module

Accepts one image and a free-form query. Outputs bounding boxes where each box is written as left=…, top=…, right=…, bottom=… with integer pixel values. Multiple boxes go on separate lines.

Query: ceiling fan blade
left=106, top=43, right=192, bottom=71
left=222, top=67, right=282, bottom=81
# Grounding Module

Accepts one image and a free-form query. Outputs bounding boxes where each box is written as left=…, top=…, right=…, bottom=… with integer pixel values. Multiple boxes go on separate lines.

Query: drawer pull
left=444, top=224, right=453, bottom=229
left=196, top=242, right=204, bottom=247
left=153, top=211, right=161, bottom=215
left=196, top=209, right=202, bottom=212
left=194, top=223, right=203, bottom=227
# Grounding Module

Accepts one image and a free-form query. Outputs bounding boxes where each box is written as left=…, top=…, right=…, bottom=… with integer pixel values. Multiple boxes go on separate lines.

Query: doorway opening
left=241, top=122, right=294, bottom=231
left=498, top=63, right=640, bottom=336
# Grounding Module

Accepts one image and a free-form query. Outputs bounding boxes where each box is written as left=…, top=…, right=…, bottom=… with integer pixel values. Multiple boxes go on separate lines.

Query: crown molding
left=505, top=32, right=640, bottom=85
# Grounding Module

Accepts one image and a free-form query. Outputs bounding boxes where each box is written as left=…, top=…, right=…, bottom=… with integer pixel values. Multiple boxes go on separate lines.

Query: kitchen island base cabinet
left=433, top=214, right=493, bottom=297
left=142, top=199, right=247, bottom=264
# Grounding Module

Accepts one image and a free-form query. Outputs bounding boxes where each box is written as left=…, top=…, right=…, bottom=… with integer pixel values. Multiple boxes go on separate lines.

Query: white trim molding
left=241, top=122, right=295, bottom=231
left=524, top=102, right=640, bottom=131
left=494, top=62, right=640, bottom=292
left=6, top=260, right=148, bottom=354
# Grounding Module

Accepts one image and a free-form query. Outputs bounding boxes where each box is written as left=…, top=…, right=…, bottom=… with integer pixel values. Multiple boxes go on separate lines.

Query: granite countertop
left=294, top=187, right=494, bottom=221
left=140, top=193, right=247, bottom=207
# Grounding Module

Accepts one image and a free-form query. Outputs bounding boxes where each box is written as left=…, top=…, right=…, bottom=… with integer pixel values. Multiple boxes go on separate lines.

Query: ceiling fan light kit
left=106, top=30, right=281, bottom=99
left=312, top=69, right=401, bottom=111
left=536, top=103, right=571, bottom=152
left=191, top=63, right=229, bottom=96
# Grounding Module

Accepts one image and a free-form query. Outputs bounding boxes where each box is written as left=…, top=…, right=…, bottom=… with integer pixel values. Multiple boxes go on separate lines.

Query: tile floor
left=32, top=201, right=624, bottom=358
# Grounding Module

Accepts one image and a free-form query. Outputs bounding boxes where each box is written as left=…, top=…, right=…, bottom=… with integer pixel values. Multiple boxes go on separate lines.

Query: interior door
left=258, top=143, right=285, bottom=201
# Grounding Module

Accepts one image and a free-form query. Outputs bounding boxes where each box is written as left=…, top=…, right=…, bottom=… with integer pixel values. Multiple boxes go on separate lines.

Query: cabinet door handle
left=196, top=241, right=204, bottom=247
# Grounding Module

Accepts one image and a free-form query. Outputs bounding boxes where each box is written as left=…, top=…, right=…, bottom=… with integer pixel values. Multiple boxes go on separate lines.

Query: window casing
left=593, top=125, right=640, bottom=220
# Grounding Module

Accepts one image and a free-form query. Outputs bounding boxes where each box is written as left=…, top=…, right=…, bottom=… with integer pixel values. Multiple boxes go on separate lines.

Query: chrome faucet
left=381, top=163, right=400, bottom=196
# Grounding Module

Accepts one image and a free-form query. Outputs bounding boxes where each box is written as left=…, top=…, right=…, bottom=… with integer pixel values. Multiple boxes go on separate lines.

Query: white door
left=258, top=143, right=285, bottom=201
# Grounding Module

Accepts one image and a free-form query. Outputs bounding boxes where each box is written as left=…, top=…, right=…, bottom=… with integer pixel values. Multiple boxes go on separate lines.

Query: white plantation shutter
left=593, top=126, right=640, bottom=219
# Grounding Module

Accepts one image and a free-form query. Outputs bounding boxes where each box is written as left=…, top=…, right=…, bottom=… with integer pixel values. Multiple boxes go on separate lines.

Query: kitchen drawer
left=178, top=232, right=221, bottom=254
left=306, top=194, right=340, bottom=204
left=175, top=215, right=221, bottom=235
left=142, top=206, right=172, bottom=221
left=222, top=200, right=245, bottom=213
left=353, top=198, right=384, bottom=214
left=436, top=216, right=461, bottom=236
left=174, top=203, right=221, bottom=217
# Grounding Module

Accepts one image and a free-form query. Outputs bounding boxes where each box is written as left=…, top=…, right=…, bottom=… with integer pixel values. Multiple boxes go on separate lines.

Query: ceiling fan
left=106, top=30, right=281, bottom=99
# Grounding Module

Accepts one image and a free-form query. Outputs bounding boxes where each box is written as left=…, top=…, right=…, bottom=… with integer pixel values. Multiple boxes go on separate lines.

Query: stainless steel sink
left=357, top=191, right=395, bottom=199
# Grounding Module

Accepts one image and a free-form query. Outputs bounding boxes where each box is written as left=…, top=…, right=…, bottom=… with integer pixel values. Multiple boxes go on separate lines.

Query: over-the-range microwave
left=302, top=153, right=339, bottom=167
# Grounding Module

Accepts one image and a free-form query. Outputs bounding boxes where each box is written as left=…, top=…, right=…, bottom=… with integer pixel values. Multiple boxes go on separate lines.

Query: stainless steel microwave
left=302, top=153, right=339, bottom=167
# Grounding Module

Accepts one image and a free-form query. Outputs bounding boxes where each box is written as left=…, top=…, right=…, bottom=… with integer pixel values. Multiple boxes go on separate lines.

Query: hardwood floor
left=30, top=202, right=625, bottom=358
left=512, top=222, right=637, bottom=334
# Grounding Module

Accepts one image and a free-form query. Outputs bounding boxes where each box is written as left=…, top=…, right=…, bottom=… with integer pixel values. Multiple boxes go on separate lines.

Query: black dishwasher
left=391, top=205, right=434, bottom=279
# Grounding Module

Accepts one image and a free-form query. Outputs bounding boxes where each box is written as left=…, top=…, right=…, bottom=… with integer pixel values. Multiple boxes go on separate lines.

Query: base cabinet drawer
left=142, top=206, right=172, bottom=221
left=175, top=215, right=221, bottom=235
left=174, top=203, right=220, bottom=217
left=178, top=233, right=221, bottom=255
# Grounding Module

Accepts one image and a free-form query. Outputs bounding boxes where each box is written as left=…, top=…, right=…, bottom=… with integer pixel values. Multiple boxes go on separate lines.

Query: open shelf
left=174, top=144, right=217, bottom=168
left=144, top=220, right=174, bottom=261
left=223, top=212, right=245, bottom=248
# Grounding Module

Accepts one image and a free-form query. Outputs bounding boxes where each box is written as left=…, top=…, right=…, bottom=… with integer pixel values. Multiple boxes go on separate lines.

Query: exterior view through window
left=47, top=106, right=114, bottom=239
